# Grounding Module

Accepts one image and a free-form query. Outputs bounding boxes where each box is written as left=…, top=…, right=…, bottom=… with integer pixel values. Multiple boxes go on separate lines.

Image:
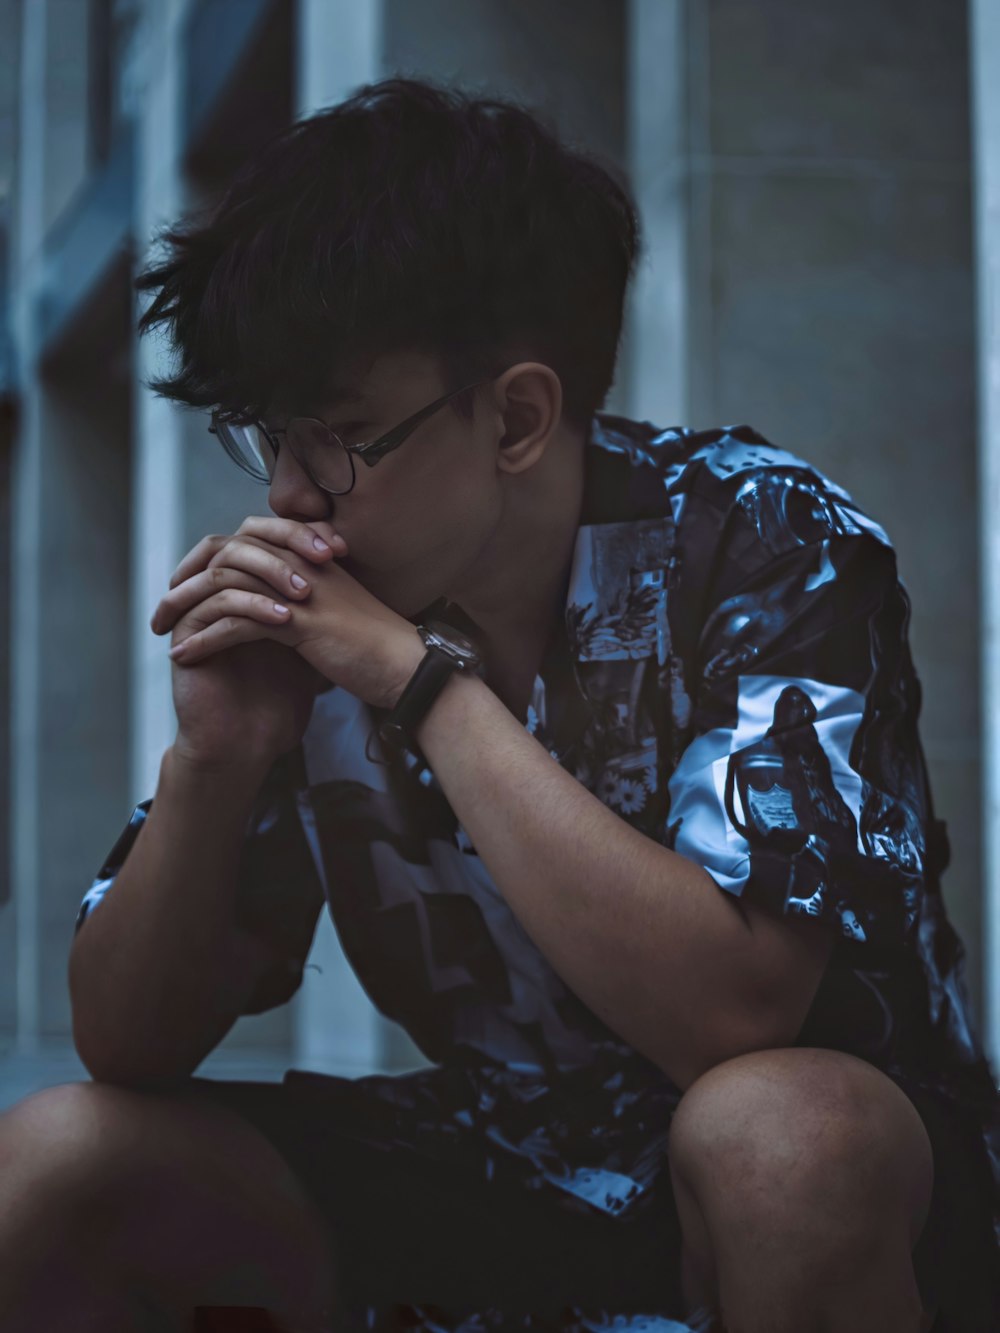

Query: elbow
left=71, top=1024, right=196, bottom=1093
left=659, top=999, right=793, bottom=1095
left=69, top=989, right=198, bottom=1093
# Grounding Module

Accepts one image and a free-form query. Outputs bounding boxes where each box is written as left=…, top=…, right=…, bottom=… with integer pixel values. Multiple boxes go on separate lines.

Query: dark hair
left=135, top=76, right=641, bottom=434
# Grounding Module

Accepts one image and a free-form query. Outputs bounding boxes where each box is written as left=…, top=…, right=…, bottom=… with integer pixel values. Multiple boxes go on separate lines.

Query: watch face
left=421, top=620, right=481, bottom=664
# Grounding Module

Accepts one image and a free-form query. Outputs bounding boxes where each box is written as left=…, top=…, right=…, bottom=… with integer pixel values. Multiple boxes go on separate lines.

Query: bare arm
left=408, top=664, right=835, bottom=1093
left=68, top=744, right=282, bottom=1089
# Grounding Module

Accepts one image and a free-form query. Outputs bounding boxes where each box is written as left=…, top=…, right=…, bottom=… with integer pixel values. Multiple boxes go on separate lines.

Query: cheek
left=348, top=442, right=496, bottom=566
left=425, top=468, right=500, bottom=554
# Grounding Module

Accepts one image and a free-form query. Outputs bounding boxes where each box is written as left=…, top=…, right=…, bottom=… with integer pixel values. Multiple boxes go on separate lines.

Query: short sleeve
left=665, top=526, right=933, bottom=950
left=74, top=746, right=327, bottom=1014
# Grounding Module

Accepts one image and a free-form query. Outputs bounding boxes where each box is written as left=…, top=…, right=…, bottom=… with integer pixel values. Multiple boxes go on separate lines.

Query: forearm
left=412, top=670, right=773, bottom=1088
left=68, top=743, right=272, bottom=1086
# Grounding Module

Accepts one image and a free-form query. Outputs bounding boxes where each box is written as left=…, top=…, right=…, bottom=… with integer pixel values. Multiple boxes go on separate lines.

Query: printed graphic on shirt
left=75, top=414, right=1000, bottom=1270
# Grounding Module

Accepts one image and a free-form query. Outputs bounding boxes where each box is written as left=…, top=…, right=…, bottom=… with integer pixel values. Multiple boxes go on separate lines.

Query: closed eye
left=332, top=421, right=374, bottom=444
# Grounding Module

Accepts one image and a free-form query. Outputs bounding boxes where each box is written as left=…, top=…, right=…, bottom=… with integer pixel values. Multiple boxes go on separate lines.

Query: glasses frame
left=209, top=377, right=497, bottom=495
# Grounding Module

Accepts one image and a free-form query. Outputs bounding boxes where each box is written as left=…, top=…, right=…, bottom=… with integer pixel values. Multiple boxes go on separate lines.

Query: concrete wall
left=34, top=327, right=132, bottom=1037
left=39, top=0, right=92, bottom=234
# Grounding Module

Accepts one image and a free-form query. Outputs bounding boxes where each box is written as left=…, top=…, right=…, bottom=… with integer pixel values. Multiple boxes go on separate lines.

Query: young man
left=4, top=78, right=997, bottom=1332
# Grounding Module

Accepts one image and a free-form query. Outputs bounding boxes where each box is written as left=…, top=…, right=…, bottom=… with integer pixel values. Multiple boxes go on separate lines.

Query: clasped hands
left=149, top=516, right=426, bottom=711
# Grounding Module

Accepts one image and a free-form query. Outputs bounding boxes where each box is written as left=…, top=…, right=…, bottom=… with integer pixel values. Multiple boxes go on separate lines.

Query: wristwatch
left=370, top=619, right=484, bottom=764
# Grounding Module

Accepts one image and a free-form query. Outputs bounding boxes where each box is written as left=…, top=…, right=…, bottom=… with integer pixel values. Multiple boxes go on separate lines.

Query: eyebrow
left=326, top=386, right=368, bottom=406
left=327, top=417, right=374, bottom=437
left=266, top=416, right=374, bottom=438
left=265, top=387, right=372, bottom=432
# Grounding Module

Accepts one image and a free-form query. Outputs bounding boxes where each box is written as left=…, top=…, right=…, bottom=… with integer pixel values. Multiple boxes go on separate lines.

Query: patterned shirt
left=76, top=411, right=1000, bottom=1254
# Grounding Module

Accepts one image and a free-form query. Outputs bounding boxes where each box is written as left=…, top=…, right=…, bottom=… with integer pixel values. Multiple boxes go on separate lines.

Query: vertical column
left=9, top=0, right=118, bottom=1050
left=7, top=0, right=48, bottom=1050
left=296, top=0, right=382, bottom=119
left=292, top=0, right=390, bottom=1074
left=130, top=0, right=188, bottom=803
left=0, top=1, right=17, bottom=1042
left=971, top=0, right=1000, bottom=1075
left=624, top=0, right=692, bottom=426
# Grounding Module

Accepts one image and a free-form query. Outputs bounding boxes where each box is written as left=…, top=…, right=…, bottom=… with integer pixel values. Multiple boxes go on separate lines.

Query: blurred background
left=0, top=0, right=998, bottom=1106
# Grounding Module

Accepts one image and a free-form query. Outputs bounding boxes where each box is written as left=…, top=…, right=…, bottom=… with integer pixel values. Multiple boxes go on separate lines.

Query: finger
left=170, top=592, right=294, bottom=662
left=169, top=617, right=274, bottom=663
left=168, top=533, right=231, bottom=591
left=203, top=537, right=319, bottom=606
left=167, top=520, right=346, bottom=593
left=151, top=565, right=307, bottom=636
left=169, top=612, right=288, bottom=663
left=236, top=516, right=347, bottom=563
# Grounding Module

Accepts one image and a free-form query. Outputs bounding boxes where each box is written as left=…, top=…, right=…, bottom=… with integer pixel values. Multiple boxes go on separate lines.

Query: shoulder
left=593, top=412, right=894, bottom=552
left=682, top=424, right=894, bottom=559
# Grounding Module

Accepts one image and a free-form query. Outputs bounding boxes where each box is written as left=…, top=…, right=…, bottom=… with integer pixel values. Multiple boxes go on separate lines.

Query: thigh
left=891, top=1076, right=999, bottom=1333
left=187, top=1065, right=690, bottom=1324
left=3, top=1078, right=340, bottom=1321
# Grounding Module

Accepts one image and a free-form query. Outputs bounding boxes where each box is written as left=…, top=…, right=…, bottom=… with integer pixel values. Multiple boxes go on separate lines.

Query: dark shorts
left=188, top=1062, right=998, bottom=1332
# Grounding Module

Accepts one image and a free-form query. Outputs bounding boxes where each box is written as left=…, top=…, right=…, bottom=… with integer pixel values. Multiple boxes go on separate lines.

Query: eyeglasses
left=209, top=378, right=495, bottom=496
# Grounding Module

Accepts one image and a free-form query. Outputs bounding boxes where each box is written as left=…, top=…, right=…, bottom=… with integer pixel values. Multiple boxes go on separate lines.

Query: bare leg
left=667, top=1048, right=938, bottom=1333
left=0, top=1080, right=345, bottom=1332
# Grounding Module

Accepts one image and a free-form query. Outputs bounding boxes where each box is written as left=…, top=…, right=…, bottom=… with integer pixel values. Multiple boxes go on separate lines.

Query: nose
left=267, top=445, right=337, bottom=523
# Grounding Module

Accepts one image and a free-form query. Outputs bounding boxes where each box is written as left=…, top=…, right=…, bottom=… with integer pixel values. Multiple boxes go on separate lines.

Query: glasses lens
left=286, top=419, right=354, bottom=494
left=214, top=420, right=275, bottom=482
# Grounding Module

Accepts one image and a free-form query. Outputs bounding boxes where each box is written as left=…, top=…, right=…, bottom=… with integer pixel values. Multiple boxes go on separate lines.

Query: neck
left=442, top=424, right=586, bottom=716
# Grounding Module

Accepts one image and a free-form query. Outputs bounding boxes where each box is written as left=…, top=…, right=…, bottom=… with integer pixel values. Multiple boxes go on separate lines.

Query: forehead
left=266, top=348, right=444, bottom=422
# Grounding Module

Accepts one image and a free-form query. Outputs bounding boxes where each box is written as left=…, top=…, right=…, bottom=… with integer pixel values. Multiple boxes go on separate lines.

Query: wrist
left=168, top=737, right=276, bottom=790
left=410, top=664, right=477, bottom=750
left=382, top=629, right=429, bottom=710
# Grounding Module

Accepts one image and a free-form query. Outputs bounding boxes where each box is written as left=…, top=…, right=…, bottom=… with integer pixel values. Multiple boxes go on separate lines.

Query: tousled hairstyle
left=135, top=76, right=641, bottom=435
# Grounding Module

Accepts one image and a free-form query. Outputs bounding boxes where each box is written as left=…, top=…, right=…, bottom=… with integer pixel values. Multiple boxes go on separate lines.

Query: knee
left=0, top=1080, right=163, bottom=1220
left=667, top=1047, right=929, bottom=1231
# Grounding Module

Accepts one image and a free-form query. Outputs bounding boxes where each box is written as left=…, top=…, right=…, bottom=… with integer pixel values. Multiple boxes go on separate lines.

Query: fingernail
left=169, top=643, right=187, bottom=658
left=313, top=536, right=331, bottom=552
left=273, top=603, right=289, bottom=614
left=290, top=574, right=308, bottom=589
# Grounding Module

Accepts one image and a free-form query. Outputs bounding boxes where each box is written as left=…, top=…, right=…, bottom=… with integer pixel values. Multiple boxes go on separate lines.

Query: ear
left=493, top=363, right=563, bottom=474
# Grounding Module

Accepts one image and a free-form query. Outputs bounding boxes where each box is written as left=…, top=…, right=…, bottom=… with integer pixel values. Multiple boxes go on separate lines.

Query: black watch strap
left=374, top=645, right=462, bottom=761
